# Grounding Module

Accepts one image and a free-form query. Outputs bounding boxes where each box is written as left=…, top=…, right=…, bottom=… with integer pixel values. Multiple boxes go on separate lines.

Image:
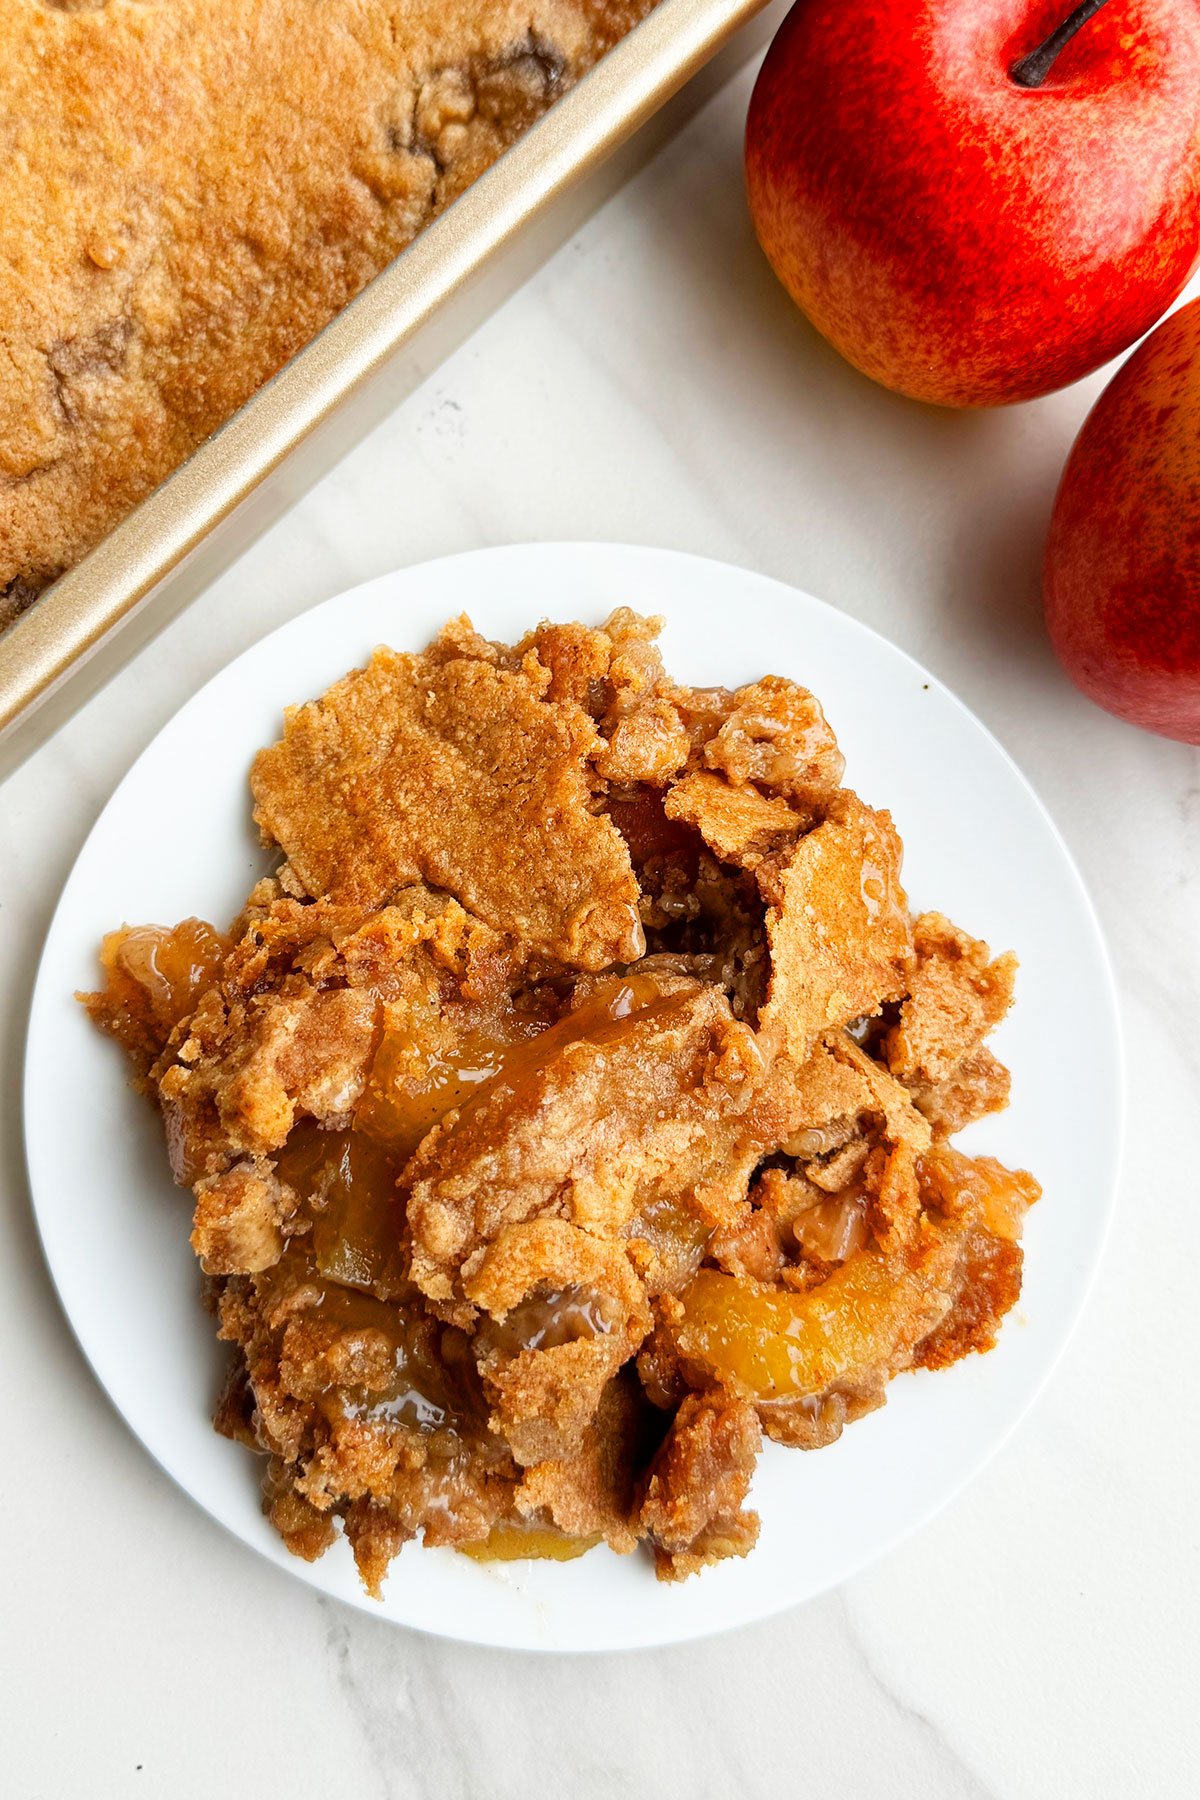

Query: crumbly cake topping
left=83, top=611, right=1039, bottom=1593
left=0, top=1, right=656, bottom=612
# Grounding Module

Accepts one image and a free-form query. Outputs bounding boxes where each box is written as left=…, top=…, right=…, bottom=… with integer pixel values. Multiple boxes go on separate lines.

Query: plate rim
left=22, top=540, right=1125, bottom=1651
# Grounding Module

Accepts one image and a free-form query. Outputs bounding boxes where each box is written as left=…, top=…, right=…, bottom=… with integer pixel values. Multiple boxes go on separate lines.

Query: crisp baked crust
left=0, top=0, right=655, bottom=618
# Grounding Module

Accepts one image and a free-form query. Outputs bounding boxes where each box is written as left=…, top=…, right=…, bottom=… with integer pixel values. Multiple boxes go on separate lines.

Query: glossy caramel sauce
left=101, top=918, right=229, bottom=1030
left=275, top=1124, right=408, bottom=1291
left=277, top=996, right=566, bottom=1290
left=445, top=974, right=687, bottom=1135
left=790, top=1189, right=871, bottom=1264
left=674, top=686, right=736, bottom=753
left=319, top=1300, right=452, bottom=1430
left=782, top=1125, right=849, bottom=1160
left=355, top=1014, right=548, bottom=1162
left=623, top=1192, right=713, bottom=1288
left=292, top=1273, right=482, bottom=1435
left=858, top=843, right=907, bottom=939
left=480, top=1285, right=615, bottom=1356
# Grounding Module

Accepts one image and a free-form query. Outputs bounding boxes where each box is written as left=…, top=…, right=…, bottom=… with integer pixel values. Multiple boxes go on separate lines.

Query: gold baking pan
left=0, top=0, right=782, bottom=777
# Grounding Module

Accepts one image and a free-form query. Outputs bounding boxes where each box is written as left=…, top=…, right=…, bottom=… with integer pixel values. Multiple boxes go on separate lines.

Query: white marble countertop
left=3, top=52, right=1197, bottom=1800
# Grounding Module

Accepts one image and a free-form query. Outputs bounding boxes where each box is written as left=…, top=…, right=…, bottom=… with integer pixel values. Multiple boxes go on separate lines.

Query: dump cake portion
left=0, top=1, right=657, bottom=620
left=83, top=609, right=1039, bottom=1592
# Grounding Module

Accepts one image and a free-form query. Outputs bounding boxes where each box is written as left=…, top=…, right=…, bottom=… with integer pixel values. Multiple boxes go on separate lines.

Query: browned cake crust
left=0, top=0, right=655, bottom=622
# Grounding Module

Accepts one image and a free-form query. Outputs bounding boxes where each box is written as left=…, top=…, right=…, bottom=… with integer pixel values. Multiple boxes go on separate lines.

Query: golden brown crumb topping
left=0, top=1, right=657, bottom=613
left=82, top=610, right=1039, bottom=1595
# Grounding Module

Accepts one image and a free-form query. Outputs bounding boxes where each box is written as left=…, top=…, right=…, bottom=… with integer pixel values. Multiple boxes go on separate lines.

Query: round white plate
left=25, top=543, right=1121, bottom=1652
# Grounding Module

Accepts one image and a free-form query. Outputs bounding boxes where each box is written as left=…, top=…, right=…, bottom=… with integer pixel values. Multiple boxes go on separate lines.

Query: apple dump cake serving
left=83, top=610, right=1039, bottom=1592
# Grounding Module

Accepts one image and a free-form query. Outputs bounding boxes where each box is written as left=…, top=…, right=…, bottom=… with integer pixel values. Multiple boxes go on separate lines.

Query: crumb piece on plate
left=192, top=1158, right=289, bottom=1276
left=514, top=1376, right=644, bottom=1553
left=663, top=770, right=804, bottom=870
left=756, top=792, right=914, bottom=1060
left=697, top=675, right=846, bottom=807
left=251, top=637, right=644, bottom=969
left=884, top=912, right=1018, bottom=1133
left=886, top=911, right=1017, bottom=1080
left=637, top=1388, right=762, bottom=1580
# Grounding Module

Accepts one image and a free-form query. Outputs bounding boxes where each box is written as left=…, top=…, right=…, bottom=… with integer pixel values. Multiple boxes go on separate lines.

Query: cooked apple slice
left=673, top=1226, right=960, bottom=1401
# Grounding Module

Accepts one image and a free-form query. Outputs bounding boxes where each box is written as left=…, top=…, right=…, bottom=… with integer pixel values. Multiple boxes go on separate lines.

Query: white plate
left=24, top=543, right=1122, bottom=1652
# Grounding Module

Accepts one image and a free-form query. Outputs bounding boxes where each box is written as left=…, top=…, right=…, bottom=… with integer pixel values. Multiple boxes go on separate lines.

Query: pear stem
left=1011, top=0, right=1111, bottom=88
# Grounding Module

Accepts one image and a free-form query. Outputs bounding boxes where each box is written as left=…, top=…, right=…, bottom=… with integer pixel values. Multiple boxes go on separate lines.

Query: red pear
left=1044, top=298, right=1200, bottom=744
left=745, top=0, right=1200, bottom=407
